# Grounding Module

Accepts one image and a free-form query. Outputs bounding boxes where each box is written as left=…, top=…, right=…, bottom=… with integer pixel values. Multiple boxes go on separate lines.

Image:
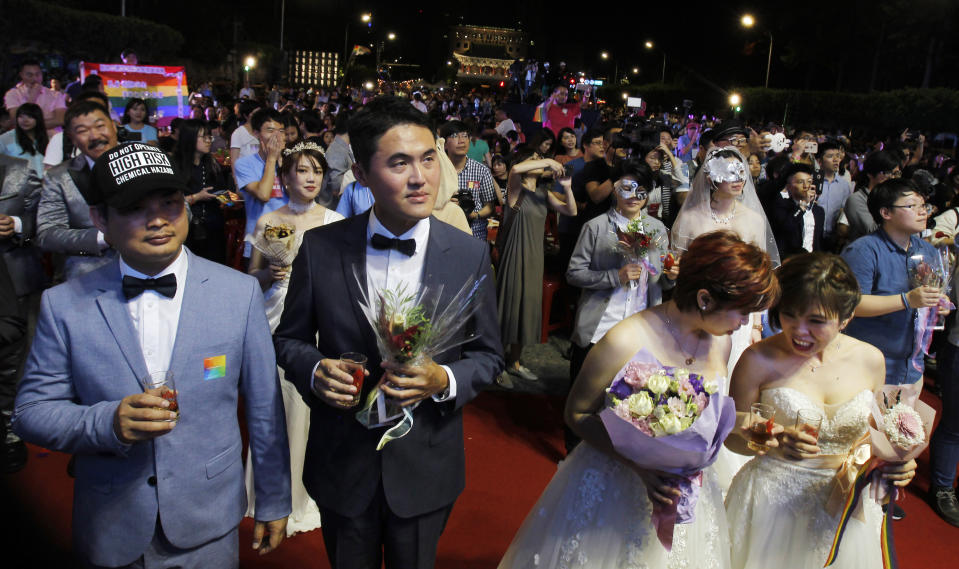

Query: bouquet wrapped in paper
left=907, top=250, right=956, bottom=370
left=615, top=217, right=661, bottom=275
left=598, top=352, right=736, bottom=551
left=352, top=267, right=488, bottom=450
left=247, top=223, right=299, bottom=286
left=825, top=383, right=934, bottom=568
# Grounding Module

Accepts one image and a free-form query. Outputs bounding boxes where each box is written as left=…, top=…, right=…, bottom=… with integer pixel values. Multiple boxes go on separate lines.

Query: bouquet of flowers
left=615, top=217, right=659, bottom=273
left=353, top=268, right=489, bottom=450
left=247, top=223, right=300, bottom=286
left=598, top=353, right=736, bottom=551
left=907, top=251, right=955, bottom=371
left=825, top=383, right=935, bottom=567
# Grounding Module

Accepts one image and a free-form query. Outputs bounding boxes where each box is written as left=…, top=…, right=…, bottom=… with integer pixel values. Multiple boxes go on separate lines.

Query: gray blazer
left=0, top=155, right=45, bottom=296
left=36, top=154, right=114, bottom=280
left=567, top=209, right=672, bottom=347
left=13, top=250, right=291, bottom=566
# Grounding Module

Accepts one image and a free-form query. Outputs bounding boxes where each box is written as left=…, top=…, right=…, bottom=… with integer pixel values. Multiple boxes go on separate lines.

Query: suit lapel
left=340, top=212, right=378, bottom=346
left=422, top=218, right=455, bottom=304
left=168, top=250, right=206, bottom=383
left=94, top=262, right=149, bottom=386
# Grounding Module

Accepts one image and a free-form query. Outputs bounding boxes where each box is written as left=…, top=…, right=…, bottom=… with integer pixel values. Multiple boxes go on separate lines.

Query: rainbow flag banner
left=80, top=62, right=188, bottom=127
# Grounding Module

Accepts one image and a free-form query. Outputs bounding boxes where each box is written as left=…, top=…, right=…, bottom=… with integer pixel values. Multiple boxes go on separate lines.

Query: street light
left=644, top=41, right=666, bottom=84
left=243, top=56, right=256, bottom=83
left=632, top=67, right=639, bottom=75
left=361, top=13, right=371, bottom=24
left=387, top=32, right=396, bottom=40
left=729, top=93, right=742, bottom=110
left=600, top=51, right=609, bottom=60
left=741, top=13, right=773, bottom=88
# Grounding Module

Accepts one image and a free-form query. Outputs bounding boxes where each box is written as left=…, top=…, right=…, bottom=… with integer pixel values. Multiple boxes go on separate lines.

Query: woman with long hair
left=0, top=102, right=48, bottom=175
left=173, top=119, right=233, bottom=264
left=120, top=98, right=159, bottom=145
left=500, top=231, right=778, bottom=569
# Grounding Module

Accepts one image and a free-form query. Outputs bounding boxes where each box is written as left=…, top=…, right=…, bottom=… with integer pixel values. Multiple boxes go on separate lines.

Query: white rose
left=674, top=368, right=690, bottom=382
left=703, top=376, right=720, bottom=395
left=659, top=412, right=683, bottom=435
left=627, top=392, right=654, bottom=418
left=647, top=372, right=670, bottom=395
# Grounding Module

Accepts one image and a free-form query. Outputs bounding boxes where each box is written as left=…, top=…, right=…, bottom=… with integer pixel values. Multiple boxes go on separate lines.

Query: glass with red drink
left=746, top=402, right=776, bottom=452
left=795, top=409, right=823, bottom=442
left=138, top=370, right=179, bottom=421
left=339, top=352, right=367, bottom=407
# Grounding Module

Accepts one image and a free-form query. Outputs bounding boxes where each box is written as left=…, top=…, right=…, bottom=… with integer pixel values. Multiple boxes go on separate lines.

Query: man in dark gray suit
left=0, top=154, right=44, bottom=471
left=37, top=98, right=118, bottom=280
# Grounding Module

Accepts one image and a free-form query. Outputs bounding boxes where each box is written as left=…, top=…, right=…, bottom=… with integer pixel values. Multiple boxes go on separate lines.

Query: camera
left=116, top=127, right=143, bottom=143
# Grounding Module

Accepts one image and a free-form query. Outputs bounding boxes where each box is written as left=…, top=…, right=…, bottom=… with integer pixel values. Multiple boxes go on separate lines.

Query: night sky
left=36, top=0, right=959, bottom=91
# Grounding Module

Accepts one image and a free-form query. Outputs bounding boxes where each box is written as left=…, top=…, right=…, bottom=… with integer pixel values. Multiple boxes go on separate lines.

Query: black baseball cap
left=711, top=120, right=748, bottom=141
left=84, top=143, right=189, bottom=209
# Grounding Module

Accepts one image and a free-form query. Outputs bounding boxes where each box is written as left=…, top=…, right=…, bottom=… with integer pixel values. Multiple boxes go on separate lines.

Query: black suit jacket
left=770, top=193, right=825, bottom=259
left=0, top=155, right=45, bottom=296
left=274, top=212, right=503, bottom=518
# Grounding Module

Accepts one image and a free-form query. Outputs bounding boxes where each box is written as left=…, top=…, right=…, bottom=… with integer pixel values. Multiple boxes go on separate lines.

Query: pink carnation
left=632, top=419, right=655, bottom=436
left=622, top=361, right=659, bottom=389
left=693, top=392, right=708, bottom=413
left=678, top=378, right=696, bottom=400
left=895, top=410, right=923, bottom=440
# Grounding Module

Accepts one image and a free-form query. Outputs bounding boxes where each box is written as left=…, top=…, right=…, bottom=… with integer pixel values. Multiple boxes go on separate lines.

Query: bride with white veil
left=670, top=146, right=781, bottom=494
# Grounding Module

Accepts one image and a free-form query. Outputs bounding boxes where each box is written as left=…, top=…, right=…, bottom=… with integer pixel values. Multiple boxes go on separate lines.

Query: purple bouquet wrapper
left=599, top=392, right=736, bottom=551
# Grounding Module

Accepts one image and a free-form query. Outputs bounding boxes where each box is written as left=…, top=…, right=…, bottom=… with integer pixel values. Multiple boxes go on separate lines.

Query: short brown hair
left=673, top=231, right=779, bottom=314
left=769, top=253, right=860, bottom=327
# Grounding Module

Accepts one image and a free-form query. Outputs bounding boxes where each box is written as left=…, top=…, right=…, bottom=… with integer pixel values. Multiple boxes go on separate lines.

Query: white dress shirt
left=780, top=189, right=816, bottom=253
left=366, top=211, right=457, bottom=401
left=120, top=248, right=188, bottom=376
left=591, top=210, right=648, bottom=344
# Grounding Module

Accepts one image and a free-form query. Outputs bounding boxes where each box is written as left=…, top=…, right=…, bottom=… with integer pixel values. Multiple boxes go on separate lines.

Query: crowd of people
left=1, top=52, right=958, bottom=569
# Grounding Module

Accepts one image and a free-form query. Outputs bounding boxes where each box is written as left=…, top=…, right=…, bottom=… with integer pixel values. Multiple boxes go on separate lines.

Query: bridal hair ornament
left=703, top=153, right=747, bottom=185
left=282, top=141, right=326, bottom=157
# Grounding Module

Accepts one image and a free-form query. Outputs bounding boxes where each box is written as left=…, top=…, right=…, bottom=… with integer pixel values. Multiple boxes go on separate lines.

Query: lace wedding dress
left=725, top=388, right=883, bottom=569
left=498, top=350, right=731, bottom=569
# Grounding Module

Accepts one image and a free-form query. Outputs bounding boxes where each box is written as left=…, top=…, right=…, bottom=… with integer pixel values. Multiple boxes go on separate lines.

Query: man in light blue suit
left=13, top=142, right=291, bottom=568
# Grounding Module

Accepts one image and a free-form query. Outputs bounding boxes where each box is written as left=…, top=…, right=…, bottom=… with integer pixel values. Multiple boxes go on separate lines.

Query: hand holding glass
left=339, top=352, right=367, bottom=407
left=138, top=371, right=178, bottom=421
left=746, top=402, right=776, bottom=452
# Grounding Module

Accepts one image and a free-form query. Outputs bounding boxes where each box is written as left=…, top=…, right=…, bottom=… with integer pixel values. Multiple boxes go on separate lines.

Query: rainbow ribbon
left=824, top=457, right=898, bottom=569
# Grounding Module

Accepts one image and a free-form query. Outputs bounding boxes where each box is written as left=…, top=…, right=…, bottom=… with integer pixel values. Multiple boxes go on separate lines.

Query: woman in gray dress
left=496, top=148, right=577, bottom=383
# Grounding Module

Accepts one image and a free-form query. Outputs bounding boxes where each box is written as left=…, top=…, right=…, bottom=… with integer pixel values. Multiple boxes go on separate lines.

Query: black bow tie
left=371, top=233, right=416, bottom=257
left=122, top=274, right=177, bottom=300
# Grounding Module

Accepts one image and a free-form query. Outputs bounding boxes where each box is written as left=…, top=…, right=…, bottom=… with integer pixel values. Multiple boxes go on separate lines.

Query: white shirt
left=365, top=211, right=457, bottom=401
left=591, top=210, right=648, bottom=344
left=780, top=189, right=816, bottom=252
left=120, top=248, right=188, bottom=376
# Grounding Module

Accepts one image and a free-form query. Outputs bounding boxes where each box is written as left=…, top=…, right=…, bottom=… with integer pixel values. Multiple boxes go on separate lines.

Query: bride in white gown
left=499, top=231, right=778, bottom=568
left=243, top=142, right=344, bottom=535
left=670, top=146, right=781, bottom=494
left=725, top=253, right=917, bottom=568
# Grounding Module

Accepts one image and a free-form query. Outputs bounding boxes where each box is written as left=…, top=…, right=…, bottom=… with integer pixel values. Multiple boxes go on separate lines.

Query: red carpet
left=3, top=391, right=956, bottom=567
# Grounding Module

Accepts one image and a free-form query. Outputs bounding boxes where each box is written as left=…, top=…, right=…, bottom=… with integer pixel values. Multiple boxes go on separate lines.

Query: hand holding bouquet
left=248, top=224, right=299, bottom=286
left=599, top=352, right=735, bottom=551
left=353, top=268, right=488, bottom=450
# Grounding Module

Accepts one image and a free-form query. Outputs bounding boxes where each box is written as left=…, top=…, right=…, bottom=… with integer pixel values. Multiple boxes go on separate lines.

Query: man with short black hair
left=582, top=128, right=629, bottom=222
left=769, top=162, right=824, bottom=258
left=439, top=120, right=496, bottom=241
left=817, top=140, right=852, bottom=251
left=275, top=96, right=503, bottom=569
left=843, top=178, right=948, bottom=386
left=4, top=59, right=67, bottom=136
left=36, top=98, right=119, bottom=280
left=233, top=108, right=289, bottom=258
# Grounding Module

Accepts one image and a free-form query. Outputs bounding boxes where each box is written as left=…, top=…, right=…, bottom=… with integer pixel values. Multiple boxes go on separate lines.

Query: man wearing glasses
left=842, top=177, right=948, bottom=387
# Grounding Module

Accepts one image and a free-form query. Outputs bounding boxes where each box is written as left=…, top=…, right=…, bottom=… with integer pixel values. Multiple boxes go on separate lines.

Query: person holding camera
left=769, top=162, right=825, bottom=259
left=440, top=120, right=497, bottom=241
left=119, top=98, right=158, bottom=146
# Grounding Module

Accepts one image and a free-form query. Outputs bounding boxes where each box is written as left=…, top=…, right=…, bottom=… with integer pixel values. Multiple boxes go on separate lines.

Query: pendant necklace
left=663, top=306, right=703, bottom=366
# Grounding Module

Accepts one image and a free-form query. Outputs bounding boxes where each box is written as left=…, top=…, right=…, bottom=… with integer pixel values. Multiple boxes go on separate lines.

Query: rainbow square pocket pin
left=204, top=355, right=226, bottom=380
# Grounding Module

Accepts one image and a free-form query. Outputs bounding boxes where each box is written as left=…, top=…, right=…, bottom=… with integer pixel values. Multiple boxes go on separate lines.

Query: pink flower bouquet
left=598, top=351, right=736, bottom=551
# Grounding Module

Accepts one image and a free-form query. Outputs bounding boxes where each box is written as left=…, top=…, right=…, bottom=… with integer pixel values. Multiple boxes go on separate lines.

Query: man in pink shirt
left=4, top=59, right=67, bottom=136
